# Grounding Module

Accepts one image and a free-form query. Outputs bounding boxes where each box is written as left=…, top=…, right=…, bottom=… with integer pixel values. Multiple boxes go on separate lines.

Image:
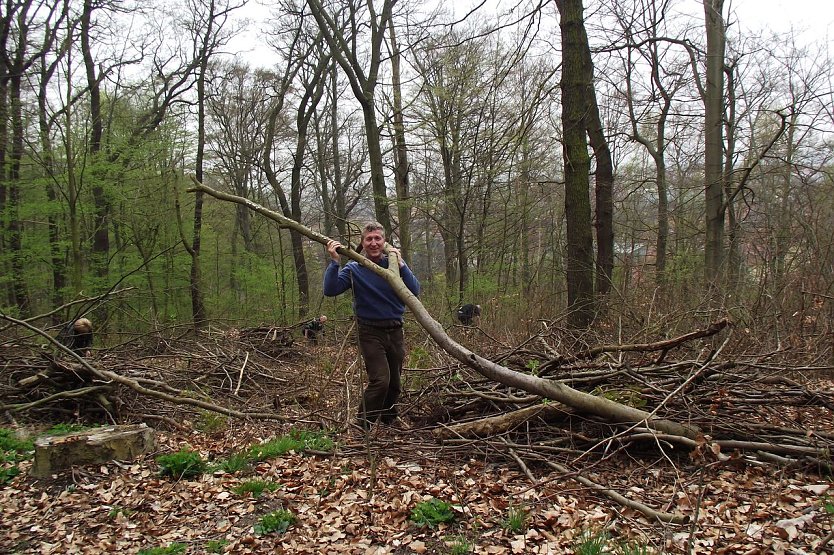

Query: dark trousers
left=357, top=322, right=405, bottom=426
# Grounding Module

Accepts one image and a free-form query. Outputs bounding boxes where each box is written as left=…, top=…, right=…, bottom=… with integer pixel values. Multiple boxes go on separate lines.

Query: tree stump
left=30, top=423, right=155, bottom=478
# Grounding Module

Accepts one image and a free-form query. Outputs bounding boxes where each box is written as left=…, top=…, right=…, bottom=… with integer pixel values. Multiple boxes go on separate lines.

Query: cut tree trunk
left=31, top=423, right=155, bottom=478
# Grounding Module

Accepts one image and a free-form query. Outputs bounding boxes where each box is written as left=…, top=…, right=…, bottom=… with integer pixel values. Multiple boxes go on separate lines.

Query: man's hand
left=326, top=240, right=343, bottom=263
left=386, top=244, right=406, bottom=268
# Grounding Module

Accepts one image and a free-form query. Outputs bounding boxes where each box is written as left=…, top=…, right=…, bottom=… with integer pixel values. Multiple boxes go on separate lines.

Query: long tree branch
left=187, top=179, right=704, bottom=440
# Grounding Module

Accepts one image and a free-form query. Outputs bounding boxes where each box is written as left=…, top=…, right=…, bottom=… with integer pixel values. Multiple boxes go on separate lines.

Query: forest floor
left=1, top=321, right=833, bottom=554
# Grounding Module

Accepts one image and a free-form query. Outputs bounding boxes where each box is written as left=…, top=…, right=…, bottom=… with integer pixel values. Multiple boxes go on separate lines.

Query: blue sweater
left=323, top=256, right=420, bottom=322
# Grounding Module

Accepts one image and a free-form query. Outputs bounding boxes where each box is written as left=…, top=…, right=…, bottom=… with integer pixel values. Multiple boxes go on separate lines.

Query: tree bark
left=5, top=0, right=35, bottom=315
left=556, top=0, right=595, bottom=327
left=81, top=0, right=109, bottom=282
left=703, top=0, right=726, bottom=288
left=388, top=18, right=411, bottom=260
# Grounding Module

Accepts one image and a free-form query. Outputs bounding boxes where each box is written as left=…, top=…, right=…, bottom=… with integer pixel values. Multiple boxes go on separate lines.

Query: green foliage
left=408, top=345, right=431, bottom=368
left=254, top=509, right=296, bottom=535
left=246, top=429, right=333, bottom=462
left=214, top=254, right=296, bottom=325
left=614, top=540, right=654, bottom=555
left=0, top=428, right=33, bottom=456
left=446, top=534, right=473, bottom=554
left=591, top=386, right=647, bottom=409
left=137, top=543, right=186, bottom=555
left=503, top=505, right=528, bottom=534
left=195, top=411, right=228, bottom=434
left=410, top=498, right=456, bottom=528
left=0, top=466, right=21, bottom=485
left=156, top=449, right=207, bottom=480
left=663, top=249, right=704, bottom=292
left=232, top=479, right=279, bottom=498
left=205, top=539, right=229, bottom=553
left=573, top=529, right=654, bottom=555
left=215, top=429, right=333, bottom=475
left=465, top=273, right=500, bottom=301
left=574, top=529, right=610, bottom=555
left=525, top=359, right=541, bottom=376
left=45, top=423, right=93, bottom=436
left=107, top=506, right=133, bottom=519
left=0, top=428, right=32, bottom=482
left=293, top=429, right=335, bottom=452
left=218, top=452, right=249, bottom=474
left=822, top=495, right=834, bottom=516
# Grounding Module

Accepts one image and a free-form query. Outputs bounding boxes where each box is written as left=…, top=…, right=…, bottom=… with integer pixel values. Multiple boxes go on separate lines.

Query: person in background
left=323, top=222, right=420, bottom=429
left=456, top=303, right=481, bottom=326
left=58, top=317, right=94, bottom=357
left=302, top=315, right=328, bottom=344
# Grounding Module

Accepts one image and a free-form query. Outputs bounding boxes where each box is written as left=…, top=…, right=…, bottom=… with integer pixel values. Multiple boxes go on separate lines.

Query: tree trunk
left=574, top=17, right=614, bottom=297
left=306, top=0, right=396, bottom=237
left=557, top=0, right=595, bottom=327
left=7, top=4, right=32, bottom=315
left=587, top=108, right=614, bottom=297
left=329, top=62, right=347, bottom=240
left=388, top=18, right=411, bottom=260
left=362, top=102, right=393, bottom=235
left=82, top=0, right=109, bottom=282
left=37, top=56, right=66, bottom=319
left=703, top=0, right=726, bottom=288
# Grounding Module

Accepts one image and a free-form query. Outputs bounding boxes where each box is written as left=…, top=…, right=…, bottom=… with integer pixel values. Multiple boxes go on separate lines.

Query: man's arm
left=323, top=240, right=352, bottom=296
left=399, top=263, right=420, bottom=296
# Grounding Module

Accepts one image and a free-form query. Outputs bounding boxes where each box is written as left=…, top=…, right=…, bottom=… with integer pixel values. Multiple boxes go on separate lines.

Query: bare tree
left=556, top=0, right=595, bottom=327
left=387, top=17, right=411, bottom=260
left=702, top=0, right=726, bottom=287
left=608, top=0, right=690, bottom=289
left=176, top=0, right=240, bottom=328
left=306, top=0, right=396, bottom=236
left=0, top=0, right=62, bottom=315
left=206, top=63, right=273, bottom=254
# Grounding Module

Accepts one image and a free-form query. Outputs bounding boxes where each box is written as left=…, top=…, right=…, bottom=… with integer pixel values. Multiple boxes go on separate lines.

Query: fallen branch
left=0, top=386, right=113, bottom=412
left=539, top=319, right=731, bottom=372
left=0, top=313, right=287, bottom=422
left=188, top=179, right=704, bottom=440
left=433, top=403, right=570, bottom=440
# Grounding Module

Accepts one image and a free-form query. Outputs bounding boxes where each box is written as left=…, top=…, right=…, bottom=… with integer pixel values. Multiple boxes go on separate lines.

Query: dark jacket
left=323, top=257, right=420, bottom=322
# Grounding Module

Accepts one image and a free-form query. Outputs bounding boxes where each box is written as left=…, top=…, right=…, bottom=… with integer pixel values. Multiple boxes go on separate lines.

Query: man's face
left=362, top=229, right=385, bottom=261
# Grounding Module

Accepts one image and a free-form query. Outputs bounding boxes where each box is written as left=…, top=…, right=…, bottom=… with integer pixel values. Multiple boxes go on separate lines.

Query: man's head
left=73, top=317, right=92, bottom=335
left=360, top=221, right=386, bottom=262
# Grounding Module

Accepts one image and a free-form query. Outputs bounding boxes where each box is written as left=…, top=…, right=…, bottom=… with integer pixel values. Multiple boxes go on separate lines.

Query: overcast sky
left=230, top=0, right=833, bottom=67
left=731, top=0, right=834, bottom=38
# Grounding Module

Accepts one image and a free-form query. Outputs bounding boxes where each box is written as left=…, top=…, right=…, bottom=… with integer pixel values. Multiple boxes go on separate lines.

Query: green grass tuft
left=232, top=479, right=279, bottom=498
left=410, top=497, right=456, bottom=528
left=156, top=449, right=207, bottom=480
left=137, top=543, right=186, bottom=555
left=254, top=509, right=296, bottom=535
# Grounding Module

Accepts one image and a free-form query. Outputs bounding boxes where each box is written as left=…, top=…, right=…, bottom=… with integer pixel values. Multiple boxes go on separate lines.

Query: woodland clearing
left=1, top=318, right=833, bottom=554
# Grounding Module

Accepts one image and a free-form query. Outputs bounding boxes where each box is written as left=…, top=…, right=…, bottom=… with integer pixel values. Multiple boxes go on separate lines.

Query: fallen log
left=433, top=403, right=571, bottom=440
left=539, top=319, right=731, bottom=371
left=31, top=423, right=155, bottom=478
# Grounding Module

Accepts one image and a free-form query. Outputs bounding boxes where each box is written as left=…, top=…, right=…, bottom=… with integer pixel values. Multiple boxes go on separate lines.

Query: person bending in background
left=323, top=222, right=421, bottom=430
left=456, top=303, right=481, bottom=326
left=302, top=315, right=328, bottom=344
left=59, top=317, right=94, bottom=357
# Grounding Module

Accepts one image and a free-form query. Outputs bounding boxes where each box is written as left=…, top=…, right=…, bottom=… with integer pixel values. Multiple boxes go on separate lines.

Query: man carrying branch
left=324, top=222, right=421, bottom=430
